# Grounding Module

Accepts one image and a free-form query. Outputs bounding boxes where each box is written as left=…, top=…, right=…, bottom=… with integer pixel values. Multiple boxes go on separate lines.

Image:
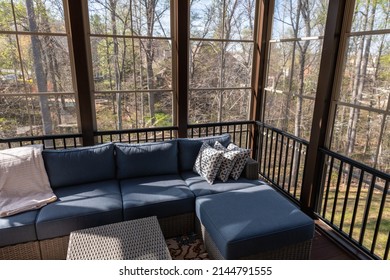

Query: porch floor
left=310, top=230, right=356, bottom=260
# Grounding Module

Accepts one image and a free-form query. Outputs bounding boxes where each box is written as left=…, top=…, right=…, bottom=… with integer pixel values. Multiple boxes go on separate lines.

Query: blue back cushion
left=178, top=134, right=231, bottom=171
left=42, top=143, right=115, bottom=188
left=115, top=140, right=178, bottom=179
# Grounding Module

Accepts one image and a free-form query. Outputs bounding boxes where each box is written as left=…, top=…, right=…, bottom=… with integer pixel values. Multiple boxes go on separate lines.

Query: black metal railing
left=0, top=133, right=83, bottom=150
left=255, top=121, right=309, bottom=202
left=188, top=121, right=254, bottom=149
left=255, top=121, right=389, bottom=260
left=94, top=126, right=178, bottom=144
left=318, top=148, right=389, bottom=260
left=0, top=121, right=254, bottom=150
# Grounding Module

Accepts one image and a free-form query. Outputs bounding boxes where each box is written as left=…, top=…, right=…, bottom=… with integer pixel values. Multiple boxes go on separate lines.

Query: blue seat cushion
left=0, top=210, right=38, bottom=247
left=120, top=174, right=194, bottom=220
left=115, top=140, right=178, bottom=179
left=196, top=185, right=315, bottom=259
left=181, top=171, right=263, bottom=197
left=42, top=143, right=115, bottom=188
left=178, top=134, right=231, bottom=171
left=35, top=180, right=122, bottom=240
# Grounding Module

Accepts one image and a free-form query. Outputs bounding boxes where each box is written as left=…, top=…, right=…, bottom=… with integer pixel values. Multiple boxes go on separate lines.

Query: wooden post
left=67, top=0, right=96, bottom=146
left=250, top=0, right=273, bottom=158
left=300, top=0, right=348, bottom=213
left=174, top=0, right=189, bottom=138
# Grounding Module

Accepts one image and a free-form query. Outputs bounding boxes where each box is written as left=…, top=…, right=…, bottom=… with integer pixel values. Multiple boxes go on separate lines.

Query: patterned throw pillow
left=193, top=142, right=224, bottom=184
left=214, top=141, right=240, bottom=182
left=227, top=143, right=251, bottom=180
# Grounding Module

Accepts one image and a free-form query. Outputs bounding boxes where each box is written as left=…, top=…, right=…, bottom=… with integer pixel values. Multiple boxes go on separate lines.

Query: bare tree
left=26, top=0, right=52, bottom=135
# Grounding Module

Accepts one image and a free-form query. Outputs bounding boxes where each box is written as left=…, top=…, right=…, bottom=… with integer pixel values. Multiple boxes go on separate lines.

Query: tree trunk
left=26, top=0, right=52, bottom=135
left=145, top=0, right=157, bottom=126
left=345, top=0, right=371, bottom=155
left=109, top=0, right=123, bottom=130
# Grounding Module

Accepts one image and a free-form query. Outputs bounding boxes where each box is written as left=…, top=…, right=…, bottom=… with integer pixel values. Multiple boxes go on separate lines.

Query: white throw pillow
left=227, top=143, right=251, bottom=180
left=214, top=141, right=240, bottom=182
left=193, top=142, right=224, bottom=184
left=0, top=145, right=57, bottom=217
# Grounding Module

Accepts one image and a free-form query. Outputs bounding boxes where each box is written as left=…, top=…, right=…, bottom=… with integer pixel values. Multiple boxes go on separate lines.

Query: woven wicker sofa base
left=0, top=212, right=194, bottom=260
left=0, top=241, right=41, bottom=260
left=158, top=212, right=194, bottom=238
left=201, top=224, right=312, bottom=260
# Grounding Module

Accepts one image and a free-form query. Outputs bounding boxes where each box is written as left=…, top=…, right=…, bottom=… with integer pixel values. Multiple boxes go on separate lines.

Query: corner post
left=300, top=0, right=348, bottom=213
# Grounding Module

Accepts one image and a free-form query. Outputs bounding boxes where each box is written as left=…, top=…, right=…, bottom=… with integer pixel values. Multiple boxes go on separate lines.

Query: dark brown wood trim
left=250, top=0, right=273, bottom=158
left=67, top=0, right=96, bottom=146
left=300, top=0, right=347, bottom=212
left=252, top=0, right=273, bottom=123
left=174, top=0, right=189, bottom=138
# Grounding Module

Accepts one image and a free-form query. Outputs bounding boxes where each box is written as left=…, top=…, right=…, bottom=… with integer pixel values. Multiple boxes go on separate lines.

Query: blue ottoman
left=195, top=185, right=315, bottom=259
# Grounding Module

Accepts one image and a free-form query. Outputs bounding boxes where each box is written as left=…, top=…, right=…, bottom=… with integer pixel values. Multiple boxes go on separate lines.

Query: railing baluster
left=267, top=130, right=274, bottom=179
left=331, top=160, right=344, bottom=225
left=384, top=232, right=389, bottom=260
left=282, top=137, right=289, bottom=191
left=277, top=134, right=284, bottom=187
left=371, top=181, right=389, bottom=255
left=257, top=123, right=264, bottom=171
left=359, top=175, right=376, bottom=246
left=340, top=165, right=353, bottom=231
left=263, top=128, right=268, bottom=176
left=293, top=142, right=303, bottom=198
left=288, top=140, right=295, bottom=195
left=233, top=124, right=237, bottom=144
left=350, top=170, right=365, bottom=238
left=272, top=133, right=279, bottom=182
left=245, top=124, right=249, bottom=149
left=322, top=156, right=334, bottom=218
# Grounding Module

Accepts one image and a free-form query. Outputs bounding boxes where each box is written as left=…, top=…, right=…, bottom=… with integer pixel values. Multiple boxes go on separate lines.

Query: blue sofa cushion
left=178, top=134, right=231, bottom=171
left=0, top=210, right=38, bottom=247
left=42, top=143, right=115, bottom=189
left=35, top=180, right=122, bottom=240
left=115, top=141, right=178, bottom=179
left=181, top=171, right=263, bottom=197
left=196, top=185, right=315, bottom=259
left=120, top=174, right=194, bottom=220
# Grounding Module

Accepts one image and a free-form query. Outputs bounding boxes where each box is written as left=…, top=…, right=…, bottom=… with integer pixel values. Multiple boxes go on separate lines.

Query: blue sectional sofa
left=0, top=134, right=265, bottom=260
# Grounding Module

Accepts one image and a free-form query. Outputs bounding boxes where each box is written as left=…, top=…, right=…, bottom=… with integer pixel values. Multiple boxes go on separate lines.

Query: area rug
left=166, top=233, right=209, bottom=260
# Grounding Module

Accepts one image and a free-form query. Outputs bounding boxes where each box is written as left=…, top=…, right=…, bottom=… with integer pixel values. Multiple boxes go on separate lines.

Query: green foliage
left=145, top=112, right=172, bottom=127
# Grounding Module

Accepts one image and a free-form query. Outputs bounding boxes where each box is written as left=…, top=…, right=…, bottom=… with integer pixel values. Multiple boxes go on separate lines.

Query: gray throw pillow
left=193, top=142, right=224, bottom=184
left=227, top=143, right=251, bottom=180
left=214, top=141, right=240, bottom=182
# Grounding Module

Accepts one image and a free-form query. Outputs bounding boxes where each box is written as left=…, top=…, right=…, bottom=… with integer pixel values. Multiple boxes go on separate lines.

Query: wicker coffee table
left=66, top=216, right=171, bottom=260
